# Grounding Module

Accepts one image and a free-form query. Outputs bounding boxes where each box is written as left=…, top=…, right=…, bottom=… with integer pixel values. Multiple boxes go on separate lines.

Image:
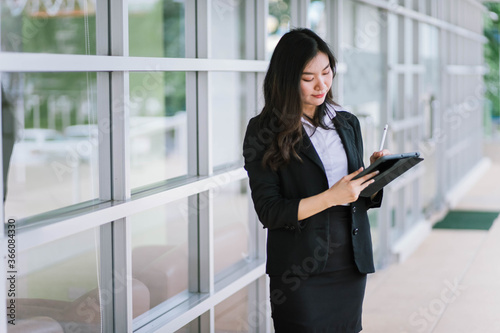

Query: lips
left=312, top=93, right=325, bottom=98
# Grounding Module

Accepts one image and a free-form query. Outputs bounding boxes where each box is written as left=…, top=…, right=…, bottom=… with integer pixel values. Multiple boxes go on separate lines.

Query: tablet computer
left=353, top=152, right=423, bottom=197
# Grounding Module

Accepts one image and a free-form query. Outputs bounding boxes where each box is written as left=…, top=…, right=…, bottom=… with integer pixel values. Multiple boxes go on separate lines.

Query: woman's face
left=300, top=51, right=333, bottom=117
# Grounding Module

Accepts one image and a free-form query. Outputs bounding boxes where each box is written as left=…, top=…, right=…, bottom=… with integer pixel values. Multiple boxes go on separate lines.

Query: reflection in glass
left=129, top=72, right=188, bottom=189
left=214, top=282, right=254, bottom=332
left=128, top=0, right=185, bottom=58
left=131, top=199, right=189, bottom=316
left=175, top=318, right=199, bottom=332
left=3, top=72, right=99, bottom=219
left=211, top=0, right=246, bottom=59
left=211, top=72, right=247, bottom=169
left=10, top=229, right=103, bottom=332
left=267, top=0, right=291, bottom=59
left=0, top=1, right=96, bottom=54
left=213, top=180, right=249, bottom=278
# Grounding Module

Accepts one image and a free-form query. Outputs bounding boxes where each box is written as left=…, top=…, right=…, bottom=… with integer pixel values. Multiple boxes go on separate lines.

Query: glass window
left=11, top=229, right=102, bottom=332
left=342, top=3, right=383, bottom=152
left=425, top=0, right=434, bottom=16
left=267, top=0, right=291, bottom=59
left=129, top=0, right=185, bottom=58
left=213, top=180, right=250, bottom=279
left=388, top=13, right=398, bottom=64
left=398, top=15, right=405, bottom=64
left=420, top=24, right=439, bottom=136
left=308, top=0, right=327, bottom=39
left=129, top=72, right=188, bottom=189
left=211, top=72, right=248, bottom=169
left=211, top=0, right=246, bottom=59
left=175, top=318, right=200, bottom=332
left=368, top=210, right=380, bottom=266
left=412, top=73, right=419, bottom=116
left=1, top=1, right=96, bottom=54
left=391, top=188, right=405, bottom=242
left=392, top=73, right=405, bottom=120
left=214, top=282, right=255, bottom=332
left=131, top=199, right=189, bottom=317
left=419, top=24, right=440, bottom=213
left=3, top=72, right=99, bottom=219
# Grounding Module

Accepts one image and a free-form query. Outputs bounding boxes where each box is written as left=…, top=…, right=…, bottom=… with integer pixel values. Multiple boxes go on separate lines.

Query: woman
left=242, top=28, right=389, bottom=332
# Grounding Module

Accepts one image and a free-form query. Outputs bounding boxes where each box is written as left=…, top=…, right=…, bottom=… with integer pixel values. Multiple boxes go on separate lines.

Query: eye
left=323, top=70, right=331, bottom=75
left=302, top=77, right=313, bottom=82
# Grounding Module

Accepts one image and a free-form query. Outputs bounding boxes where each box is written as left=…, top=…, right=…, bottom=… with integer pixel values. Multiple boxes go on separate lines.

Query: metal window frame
left=378, top=0, right=392, bottom=268
left=195, top=3, right=215, bottom=332
left=355, top=0, right=487, bottom=43
left=0, top=53, right=269, bottom=72
left=95, top=0, right=114, bottom=331
left=108, top=0, right=133, bottom=331
left=328, top=0, right=344, bottom=103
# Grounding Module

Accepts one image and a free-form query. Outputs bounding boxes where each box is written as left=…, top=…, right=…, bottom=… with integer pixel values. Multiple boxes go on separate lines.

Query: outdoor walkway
left=362, top=159, right=500, bottom=333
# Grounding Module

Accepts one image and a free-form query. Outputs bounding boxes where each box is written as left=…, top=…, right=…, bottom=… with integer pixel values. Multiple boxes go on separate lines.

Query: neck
left=302, top=106, right=316, bottom=119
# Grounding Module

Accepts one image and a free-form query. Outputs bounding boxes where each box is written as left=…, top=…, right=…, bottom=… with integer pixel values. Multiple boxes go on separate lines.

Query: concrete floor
left=362, top=157, right=500, bottom=333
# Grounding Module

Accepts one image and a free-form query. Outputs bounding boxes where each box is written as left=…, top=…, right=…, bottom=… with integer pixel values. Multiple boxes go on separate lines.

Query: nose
left=316, top=79, right=327, bottom=91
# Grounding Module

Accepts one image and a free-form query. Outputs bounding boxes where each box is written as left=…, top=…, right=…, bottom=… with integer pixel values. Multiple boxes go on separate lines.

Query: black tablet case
left=354, top=152, right=424, bottom=197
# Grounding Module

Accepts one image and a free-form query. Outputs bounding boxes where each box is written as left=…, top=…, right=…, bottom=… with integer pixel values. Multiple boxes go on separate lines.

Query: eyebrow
left=302, top=64, right=330, bottom=75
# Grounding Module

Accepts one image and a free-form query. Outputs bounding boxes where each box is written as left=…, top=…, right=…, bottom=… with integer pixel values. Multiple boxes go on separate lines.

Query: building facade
left=0, top=0, right=486, bottom=332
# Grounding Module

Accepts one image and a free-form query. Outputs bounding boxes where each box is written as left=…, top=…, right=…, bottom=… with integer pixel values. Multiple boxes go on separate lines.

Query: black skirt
left=269, top=206, right=367, bottom=333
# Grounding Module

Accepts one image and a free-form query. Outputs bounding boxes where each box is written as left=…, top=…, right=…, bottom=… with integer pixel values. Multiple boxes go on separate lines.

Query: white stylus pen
left=379, top=124, right=388, bottom=151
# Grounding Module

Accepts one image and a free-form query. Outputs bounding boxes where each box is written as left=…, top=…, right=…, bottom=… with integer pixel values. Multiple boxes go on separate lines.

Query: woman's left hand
left=368, top=149, right=391, bottom=200
left=370, top=149, right=391, bottom=165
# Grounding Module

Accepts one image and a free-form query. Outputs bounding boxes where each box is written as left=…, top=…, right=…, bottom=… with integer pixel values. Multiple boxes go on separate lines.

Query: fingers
left=375, top=149, right=390, bottom=159
left=344, top=167, right=364, bottom=181
left=360, top=176, right=376, bottom=190
left=356, top=170, right=379, bottom=184
left=345, top=168, right=379, bottom=183
left=373, top=149, right=390, bottom=155
left=330, top=168, right=378, bottom=204
left=345, top=170, right=377, bottom=203
left=380, top=149, right=391, bottom=156
left=370, top=149, right=391, bottom=164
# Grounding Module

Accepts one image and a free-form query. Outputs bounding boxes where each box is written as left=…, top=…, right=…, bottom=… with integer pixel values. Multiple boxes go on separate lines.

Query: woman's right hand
left=297, top=167, right=379, bottom=221
left=324, top=167, right=379, bottom=207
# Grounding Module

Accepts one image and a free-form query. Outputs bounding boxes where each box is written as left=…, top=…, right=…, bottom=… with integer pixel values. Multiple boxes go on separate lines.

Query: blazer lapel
left=334, top=114, right=362, bottom=173
left=299, top=126, right=326, bottom=174
left=298, top=112, right=363, bottom=175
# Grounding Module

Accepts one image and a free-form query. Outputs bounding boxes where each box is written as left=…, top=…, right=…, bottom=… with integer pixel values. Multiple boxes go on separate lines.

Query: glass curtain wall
left=0, top=0, right=486, bottom=332
left=0, top=0, right=266, bottom=331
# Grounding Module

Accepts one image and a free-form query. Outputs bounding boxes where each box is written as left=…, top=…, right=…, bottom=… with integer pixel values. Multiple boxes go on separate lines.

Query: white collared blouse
left=300, top=106, right=349, bottom=189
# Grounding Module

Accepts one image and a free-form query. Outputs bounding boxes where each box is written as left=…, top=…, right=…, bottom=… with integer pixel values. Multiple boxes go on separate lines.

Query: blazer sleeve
left=242, top=117, right=302, bottom=231
left=350, top=113, right=384, bottom=209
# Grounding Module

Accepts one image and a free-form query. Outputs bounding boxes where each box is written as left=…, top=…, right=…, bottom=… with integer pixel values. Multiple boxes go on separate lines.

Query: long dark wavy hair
left=259, top=28, right=338, bottom=171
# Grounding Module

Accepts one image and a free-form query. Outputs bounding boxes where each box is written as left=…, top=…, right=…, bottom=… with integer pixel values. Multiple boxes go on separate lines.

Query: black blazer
left=243, top=110, right=382, bottom=276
